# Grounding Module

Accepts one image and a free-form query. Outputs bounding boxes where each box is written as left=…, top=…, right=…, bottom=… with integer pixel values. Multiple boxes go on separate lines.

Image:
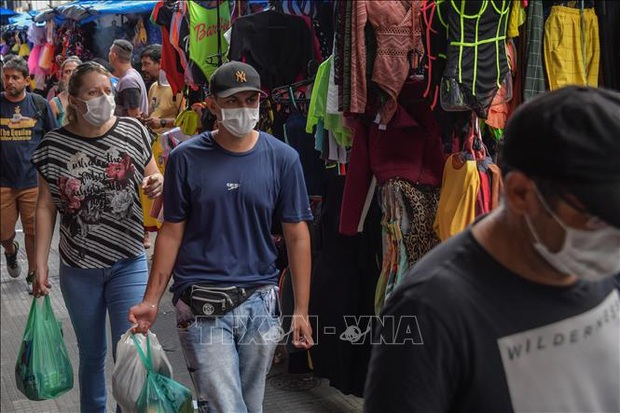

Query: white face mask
left=219, top=106, right=259, bottom=138
left=525, top=188, right=620, bottom=281
left=78, top=94, right=116, bottom=127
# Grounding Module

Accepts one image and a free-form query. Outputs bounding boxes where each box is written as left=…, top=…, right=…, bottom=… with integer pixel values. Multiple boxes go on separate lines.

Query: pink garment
left=476, top=169, right=492, bottom=215
left=350, top=1, right=424, bottom=125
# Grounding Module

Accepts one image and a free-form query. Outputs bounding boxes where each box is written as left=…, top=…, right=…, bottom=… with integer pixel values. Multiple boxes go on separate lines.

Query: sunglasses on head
left=74, top=61, right=108, bottom=74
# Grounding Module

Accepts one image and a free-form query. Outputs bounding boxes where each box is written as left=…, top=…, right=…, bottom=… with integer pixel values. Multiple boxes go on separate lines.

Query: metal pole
left=216, top=0, right=222, bottom=67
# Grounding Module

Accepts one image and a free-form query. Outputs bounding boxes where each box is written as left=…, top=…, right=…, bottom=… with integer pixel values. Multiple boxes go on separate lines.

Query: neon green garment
left=188, top=0, right=231, bottom=80
left=306, top=56, right=331, bottom=135
left=306, top=56, right=353, bottom=147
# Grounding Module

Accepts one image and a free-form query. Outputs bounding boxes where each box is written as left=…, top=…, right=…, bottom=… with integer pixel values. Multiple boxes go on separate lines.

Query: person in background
left=91, top=57, right=118, bottom=89
left=108, top=39, right=148, bottom=118
left=138, top=44, right=183, bottom=244
left=108, top=39, right=151, bottom=248
left=48, top=56, right=82, bottom=126
left=31, top=61, right=163, bottom=413
left=364, top=87, right=620, bottom=412
left=0, top=56, right=58, bottom=290
left=128, top=61, right=314, bottom=413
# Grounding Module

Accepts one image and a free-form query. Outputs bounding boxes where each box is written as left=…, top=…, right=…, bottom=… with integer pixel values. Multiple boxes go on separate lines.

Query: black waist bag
left=182, top=285, right=260, bottom=317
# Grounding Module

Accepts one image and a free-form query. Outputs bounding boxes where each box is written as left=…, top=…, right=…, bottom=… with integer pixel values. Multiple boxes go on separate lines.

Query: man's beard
left=57, top=82, right=66, bottom=93
left=7, top=86, right=25, bottom=97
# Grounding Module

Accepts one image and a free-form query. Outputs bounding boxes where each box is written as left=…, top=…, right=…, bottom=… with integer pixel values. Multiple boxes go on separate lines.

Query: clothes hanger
left=271, top=77, right=315, bottom=104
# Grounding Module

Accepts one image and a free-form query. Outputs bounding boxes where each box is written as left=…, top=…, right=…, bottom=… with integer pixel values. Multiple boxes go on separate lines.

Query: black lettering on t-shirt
left=507, top=343, right=522, bottom=360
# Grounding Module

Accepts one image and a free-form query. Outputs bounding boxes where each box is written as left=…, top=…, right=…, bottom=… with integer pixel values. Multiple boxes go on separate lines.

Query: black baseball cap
left=501, top=86, right=620, bottom=228
left=209, top=61, right=265, bottom=98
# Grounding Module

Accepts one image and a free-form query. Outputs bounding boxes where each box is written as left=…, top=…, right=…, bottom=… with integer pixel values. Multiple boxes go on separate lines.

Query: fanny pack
left=181, top=284, right=261, bottom=317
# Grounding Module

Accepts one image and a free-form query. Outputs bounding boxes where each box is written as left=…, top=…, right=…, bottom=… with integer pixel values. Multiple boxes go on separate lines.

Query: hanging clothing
left=439, top=0, right=511, bottom=119
left=397, top=181, right=441, bottom=266
left=485, top=39, right=516, bottom=130
left=312, top=1, right=335, bottom=61
left=309, top=169, right=382, bottom=398
left=151, top=1, right=186, bottom=95
left=507, top=0, right=526, bottom=38
left=284, top=111, right=326, bottom=196
left=340, top=81, right=445, bottom=236
left=596, top=1, right=620, bottom=91
left=228, top=10, right=316, bottom=91
left=476, top=166, right=492, bottom=215
left=544, top=5, right=600, bottom=90
left=349, top=0, right=424, bottom=125
left=169, top=0, right=191, bottom=71
left=187, top=0, right=231, bottom=80
left=306, top=56, right=353, bottom=150
left=523, top=0, right=545, bottom=101
left=374, top=178, right=440, bottom=314
left=421, top=0, right=450, bottom=110
left=433, top=153, right=481, bottom=241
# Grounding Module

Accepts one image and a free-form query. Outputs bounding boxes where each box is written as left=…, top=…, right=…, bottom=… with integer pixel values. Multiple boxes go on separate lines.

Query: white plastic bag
left=112, top=328, right=173, bottom=413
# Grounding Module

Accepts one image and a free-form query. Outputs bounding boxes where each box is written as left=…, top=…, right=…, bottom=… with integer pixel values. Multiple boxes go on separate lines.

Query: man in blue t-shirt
left=1, top=56, right=58, bottom=288
left=129, top=61, right=314, bottom=412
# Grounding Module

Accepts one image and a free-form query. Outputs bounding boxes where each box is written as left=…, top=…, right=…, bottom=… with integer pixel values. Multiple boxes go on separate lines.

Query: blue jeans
left=59, top=254, right=148, bottom=413
left=176, top=286, right=281, bottom=413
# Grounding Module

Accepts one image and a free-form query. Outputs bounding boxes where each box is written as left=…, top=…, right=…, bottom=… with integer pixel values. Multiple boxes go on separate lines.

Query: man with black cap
left=364, top=86, right=620, bottom=412
left=128, top=61, right=314, bottom=412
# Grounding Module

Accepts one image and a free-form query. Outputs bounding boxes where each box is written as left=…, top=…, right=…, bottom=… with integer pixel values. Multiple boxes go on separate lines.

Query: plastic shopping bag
left=112, top=329, right=173, bottom=413
left=133, top=334, right=193, bottom=413
left=15, top=296, right=74, bottom=400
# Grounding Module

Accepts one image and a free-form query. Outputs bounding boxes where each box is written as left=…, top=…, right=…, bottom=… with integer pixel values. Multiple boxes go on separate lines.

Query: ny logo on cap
left=235, top=70, right=247, bottom=83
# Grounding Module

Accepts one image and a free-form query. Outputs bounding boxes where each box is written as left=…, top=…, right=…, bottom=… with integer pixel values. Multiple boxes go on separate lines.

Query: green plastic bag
left=15, top=296, right=74, bottom=400
left=133, top=334, right=193, bottom=413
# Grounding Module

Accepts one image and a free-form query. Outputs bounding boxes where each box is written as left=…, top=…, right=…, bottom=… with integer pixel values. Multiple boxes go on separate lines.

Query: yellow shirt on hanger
left=433, top=154, right=481, bottom=241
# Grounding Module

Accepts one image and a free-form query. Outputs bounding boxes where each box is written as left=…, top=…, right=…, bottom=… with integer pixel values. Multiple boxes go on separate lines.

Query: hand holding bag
left=112, top=329, right=173, bottom=413
left=15, top=296, right=74, bottom=400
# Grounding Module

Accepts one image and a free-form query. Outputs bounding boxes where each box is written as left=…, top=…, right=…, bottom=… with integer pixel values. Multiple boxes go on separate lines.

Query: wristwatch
left=160, top=119, right=167, bottom=128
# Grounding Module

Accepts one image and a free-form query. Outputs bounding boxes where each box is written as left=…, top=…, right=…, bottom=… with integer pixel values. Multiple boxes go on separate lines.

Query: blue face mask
left=525, top=187, right=620, bottom=280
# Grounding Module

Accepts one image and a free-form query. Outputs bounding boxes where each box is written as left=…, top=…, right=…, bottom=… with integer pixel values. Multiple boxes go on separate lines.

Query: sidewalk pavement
left=1, top=225, right=363, bottom=412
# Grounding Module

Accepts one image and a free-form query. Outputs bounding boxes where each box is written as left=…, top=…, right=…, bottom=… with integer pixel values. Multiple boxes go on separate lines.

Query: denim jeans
left=59, top=254, right=148, bottom=413
left=176, top=285, right=281, bottom=413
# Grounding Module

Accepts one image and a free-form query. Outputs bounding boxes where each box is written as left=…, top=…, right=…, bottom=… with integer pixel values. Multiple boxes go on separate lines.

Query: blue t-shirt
left=164, top=131, right=313, bottom=301
left=1, top=92, right=59, bottom=188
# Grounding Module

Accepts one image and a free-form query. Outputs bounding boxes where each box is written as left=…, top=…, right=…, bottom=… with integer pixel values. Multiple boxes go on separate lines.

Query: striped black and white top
left=32, top=117, right=153, bottom=268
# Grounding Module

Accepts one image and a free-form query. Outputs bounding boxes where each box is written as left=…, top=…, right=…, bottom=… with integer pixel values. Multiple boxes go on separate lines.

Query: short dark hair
left=112, top=39, right=133, bottom=63
left=140, top=44, right=162, bottom=64
left=3, top=55, right=29, bottom=78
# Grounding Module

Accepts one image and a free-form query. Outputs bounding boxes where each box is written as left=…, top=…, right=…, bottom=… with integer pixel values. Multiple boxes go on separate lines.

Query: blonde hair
left=65, top=61, right=112, bottom=125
